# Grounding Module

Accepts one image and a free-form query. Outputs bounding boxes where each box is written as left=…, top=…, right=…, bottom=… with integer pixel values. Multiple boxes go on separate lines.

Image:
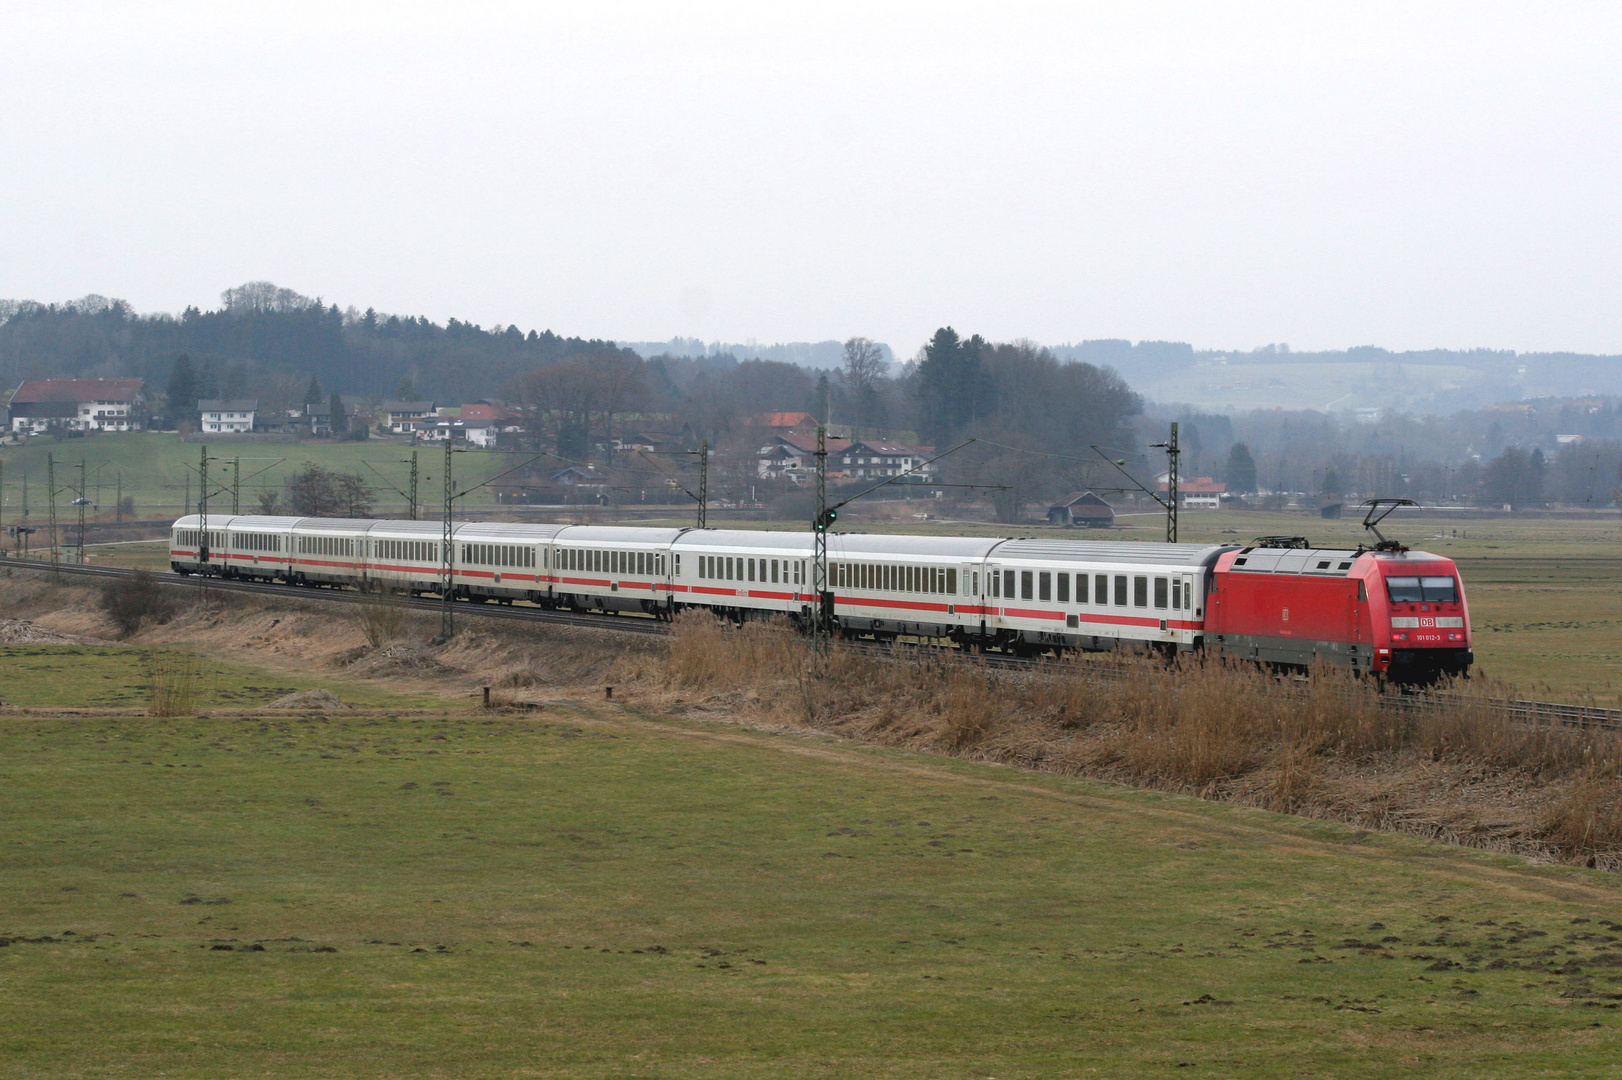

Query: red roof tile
left=11, top=378, right=145, bottom=403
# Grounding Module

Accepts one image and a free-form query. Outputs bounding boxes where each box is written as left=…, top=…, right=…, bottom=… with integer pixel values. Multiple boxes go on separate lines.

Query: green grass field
left=0, top=431, right=511, bottom=519
left=3, top=700, right=1621, bottom=1078
left=0, top=644, right=446, bottom=711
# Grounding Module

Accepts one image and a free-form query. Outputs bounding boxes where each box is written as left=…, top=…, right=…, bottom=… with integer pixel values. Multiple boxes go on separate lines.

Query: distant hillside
left=1052, top=340, right=1622, bottom=414
left=623, top=338, right=896, bottom=370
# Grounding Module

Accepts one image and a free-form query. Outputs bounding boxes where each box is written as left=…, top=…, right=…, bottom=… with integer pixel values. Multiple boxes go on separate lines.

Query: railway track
left=7, top=556, right=1619, bottom=731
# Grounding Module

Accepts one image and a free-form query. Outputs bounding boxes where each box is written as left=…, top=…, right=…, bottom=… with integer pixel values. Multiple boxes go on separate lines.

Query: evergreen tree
left=304, top=375, right=324, bottom=405
left=330, top=392, right=348, bottom=435
left=165, top=354, right=198, bottom=416
left=196, top=358, right=220, bottom=399
left=915, top=326, right=990, bottom=444
left=1225, top=442, right=1258, bottom=494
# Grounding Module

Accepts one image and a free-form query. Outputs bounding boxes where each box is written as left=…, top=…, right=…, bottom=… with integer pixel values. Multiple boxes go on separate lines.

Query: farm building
left=7, top=377, right=146, bottom=433
left=1046, top=491, right=1115, bottom=528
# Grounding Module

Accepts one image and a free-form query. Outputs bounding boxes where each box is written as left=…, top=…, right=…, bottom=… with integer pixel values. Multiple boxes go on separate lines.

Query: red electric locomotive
left=1203, top=501, right=1472, bottom=684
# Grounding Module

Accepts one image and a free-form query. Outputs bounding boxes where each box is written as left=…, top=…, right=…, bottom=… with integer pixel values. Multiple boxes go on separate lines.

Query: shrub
left=100, top=571, right=178, bottom=637
left=352, top=585, right=408, bottom=648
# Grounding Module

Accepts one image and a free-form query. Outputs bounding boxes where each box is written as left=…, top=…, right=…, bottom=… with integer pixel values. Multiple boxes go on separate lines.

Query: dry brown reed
left=147, top=650, right=202, bottom=717
left=655, top=615, right=1622, bottom=869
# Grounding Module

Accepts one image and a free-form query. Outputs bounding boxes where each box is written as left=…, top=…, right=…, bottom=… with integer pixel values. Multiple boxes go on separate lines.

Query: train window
left=1358, top=580, right=1367, bottom=602
left=990, top=571, right=999, bottom=598
left=1074, top=574, right=1087, bottom=604
left=1021, top=571, right=1033, bottom=601
left=1134, top=576, right=1149, bottom=607
left=1171, top=579, right=1181, bottom=608
left=1056, top=573, right=1068, bottom=603
left=971, top=571, right=978, bottom=595
left=1114, top=575, right=1127, bottom=606
left=947, top=568, right=957, bottom=594
left=1154, top=577, right=1168, bottom=608
left=1039, top=572, right=1051, bottom=601
left=1421, top=576, right=1457, bottom=602
left=748, top=559, right=756, bottom=582
left=1003, top=570, right=1015, bottom=598
left=726, top=557, right=734, bottom=581
left=698, top=556, right=706, bottom=579
left=772, top=559, right=779, bottom=584
left=1385, top=576, right=1424, bottom=603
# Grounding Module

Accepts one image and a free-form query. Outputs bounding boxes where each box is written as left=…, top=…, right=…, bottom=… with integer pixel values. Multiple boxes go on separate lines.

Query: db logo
left=1420, top=617, right=1436, bottom=627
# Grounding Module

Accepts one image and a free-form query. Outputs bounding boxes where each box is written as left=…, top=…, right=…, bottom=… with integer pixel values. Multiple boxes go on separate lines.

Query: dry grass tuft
left=147, top=650, right=201, bottom=717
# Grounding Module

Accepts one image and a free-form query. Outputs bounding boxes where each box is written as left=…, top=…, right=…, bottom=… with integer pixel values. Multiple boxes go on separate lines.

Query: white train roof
left=831, top=534, right=1006, bottom=558
left=456, top=522, right=572, bottom=539
left=370, top=520, right=456, bottom=537
left=554, top=525, right=689, bottom=544
left=673, top=529, right=814, bottom=552
left=993, top=539, right=1236, bottom=567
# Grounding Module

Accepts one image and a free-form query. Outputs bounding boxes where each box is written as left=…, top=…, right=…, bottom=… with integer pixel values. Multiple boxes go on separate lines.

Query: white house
left=7, top=378, right=146, bottom=433
left=198, top=399, right=258, bottom=434
left=380, top=401, right=435, bottom=433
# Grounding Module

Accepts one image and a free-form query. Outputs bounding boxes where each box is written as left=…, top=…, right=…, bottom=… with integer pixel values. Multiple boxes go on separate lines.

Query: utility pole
left=440, top=437, right=454, bottom=639
left=21, top=467, right=27, bottom=521
left=231, top=456, right=241, bottom=514
left=697, top=440, right=708, bottom=528
left=812, top=425, right=831, bottom=651
left=1150, top=421, right=1180, bottom=543
left=0, top=460, right=5, bottom=552
left=198, top=445, right=210, bottom=600
left=76, top=459, right=87, bottom=564
left=408, top=450, right=419, bottom=520
left=115, top=472, right=123, bottom=523
left=47, top=453, right=58, bottom=569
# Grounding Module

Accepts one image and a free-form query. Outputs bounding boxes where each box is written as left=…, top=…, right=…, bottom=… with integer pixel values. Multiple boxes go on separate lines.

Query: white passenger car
left=171, top=515, right=1237, bottom=653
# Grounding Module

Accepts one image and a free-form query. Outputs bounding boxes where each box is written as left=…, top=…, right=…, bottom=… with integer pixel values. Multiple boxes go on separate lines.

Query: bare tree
left=842, top=337, right=887, bottom=440
left=285, top=463, right=371, bottom=516
left=595, top=352, right=648, bottom=452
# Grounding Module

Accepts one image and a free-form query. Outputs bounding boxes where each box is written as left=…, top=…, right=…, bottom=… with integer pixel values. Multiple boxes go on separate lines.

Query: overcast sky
left=2, top=2, right=1619, bottom=355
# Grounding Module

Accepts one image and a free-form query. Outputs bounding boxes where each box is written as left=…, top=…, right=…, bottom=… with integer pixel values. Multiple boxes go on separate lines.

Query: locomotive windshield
left=1385, top=575, right=1457, bottom=603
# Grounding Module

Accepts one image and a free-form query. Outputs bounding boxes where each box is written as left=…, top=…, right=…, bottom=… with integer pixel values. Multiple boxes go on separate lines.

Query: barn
left=1046, top=491, right=1115, bottom=528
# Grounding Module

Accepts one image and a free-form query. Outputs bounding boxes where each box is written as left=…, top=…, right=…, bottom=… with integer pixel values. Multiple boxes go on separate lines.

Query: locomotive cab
left=1365, top=554, right=1473, bottom=683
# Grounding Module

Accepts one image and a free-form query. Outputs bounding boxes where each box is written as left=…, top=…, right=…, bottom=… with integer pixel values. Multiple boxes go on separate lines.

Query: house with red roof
left=7, top=378, right=147, bottom=434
